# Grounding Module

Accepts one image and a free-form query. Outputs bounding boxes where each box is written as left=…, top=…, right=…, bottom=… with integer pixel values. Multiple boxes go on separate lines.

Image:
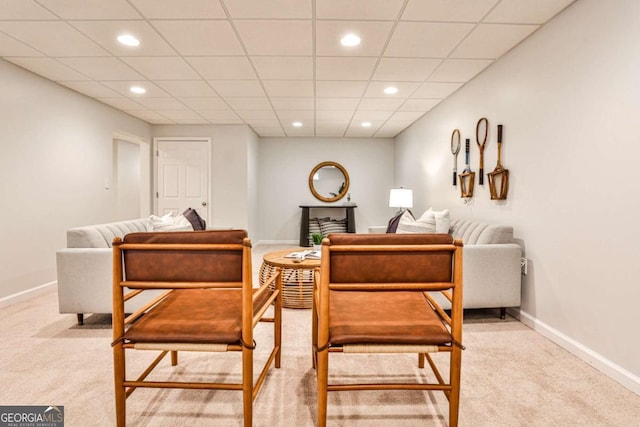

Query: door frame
left=113, top=131, right=151, bottom=218
left=152, top=136, right=212, bottom=219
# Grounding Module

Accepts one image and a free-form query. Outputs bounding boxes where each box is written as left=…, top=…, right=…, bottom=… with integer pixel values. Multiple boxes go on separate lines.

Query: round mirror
left=308, top=161, right=350, bottom=203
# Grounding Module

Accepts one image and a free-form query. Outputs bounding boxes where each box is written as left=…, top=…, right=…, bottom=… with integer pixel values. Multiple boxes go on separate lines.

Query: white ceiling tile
left=60, top=81, right=121, bottom=98
left=345, top=123, right=378, bottom=137
left=376, top=120, right=414, bottom=136
left=357, top=98, right=404, bottom=111
left=69, top=21, right=177, bottom=56
left=96, top=97, right=146, bottom=110
left=316, top=110, right=354, bottom=121
left=224, top=0, right=311, bottom=18
left=155, top=80, right=218, bottom=98
left=58, top=57, right=143, bottom=80
left=0, top=22, right=109, bottom=56
left=100, top=81, right=170, bottom=97
left=428, top=59, right=493, bottom=82
left=399, top=99, right=441, bottom=111
left=234, top=21, right=312, bottom=55
left=402, top=0, right=498, bottom=22
left=352, top=110, right=393, bottom=121
left=247, top=119, right=284, bottom=128
left=0, top=33, right=43, bottom=56
left=251, top=127, right=286, bottom=137
left=450, top=24, right=538, bottom=59
left=186, top=57, right=256, bottom=80
left=125, top=110, right=172, bottom=123
left=316, top=0, right=405, bottom=20
left=121, top=57, right=200, bottom=80
left=0, top=0, right=58, bottom=19
left=389, top=111, right=425, bottom=121
left=385, top=22, right=474, bottom=57
left=411, top=82, right=462, bottom=98
left=151, top=21, right=244, bottom=56
left=484, top=0, right=576, bottom=24
left=134, top=98, right=189, bottom=110
left=316, top=57, right=377, bottom=81
left=316, top=21, right=394, bottom=56
left=37, top=0, right=142, bottom=19
left=179, top=97, right=228, bottom=110
left=198, top=110, right=242, bottom=120
left=276, top=110, right=315, bottom=120
left=316, top=81, right=367, bottom=98
left=251, top=56, right=313, bottom=80
left=237, top=110, right=278, bottom=120
left=373, top=58, right=442, bottom=82
left=129, top=0, right=226, bottom=19
left=315, top=123, right=348, bottom=137
left=156, top=109, right=203, bottom=121
left=208, top=80, right=265, bottom=97
left=5, top=57, right=88, bottom=81
left=271, top=97, right=314, bottom=110
left=225, top=97, right=272, bottom=110
left=315, top=98, right=360, bottom=111
left=285, top=126, right=315, bottom=137
left=262, top=80, right=314, bottom=97
left=363, top=82, right=420, bottom=98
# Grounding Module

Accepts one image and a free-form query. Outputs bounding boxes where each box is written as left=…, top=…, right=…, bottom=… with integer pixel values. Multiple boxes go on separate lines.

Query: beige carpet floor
left=1, top=244, right=639, bottom=426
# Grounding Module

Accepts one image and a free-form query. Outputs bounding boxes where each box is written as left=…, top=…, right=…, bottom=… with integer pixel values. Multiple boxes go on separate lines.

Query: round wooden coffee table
left=259, top=248, right=321, bottom=309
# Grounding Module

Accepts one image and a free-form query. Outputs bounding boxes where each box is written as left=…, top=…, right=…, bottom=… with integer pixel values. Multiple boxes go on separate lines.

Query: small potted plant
left=311, top=233, right=323, bottom=250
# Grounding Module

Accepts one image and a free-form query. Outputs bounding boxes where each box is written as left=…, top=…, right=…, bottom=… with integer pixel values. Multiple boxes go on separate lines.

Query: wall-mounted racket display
left=459, top=138, right=475, bottom=198
left=450, top=129, right=461, bottom=186
left=476, top=117, right=488, bottom=185
left=488, top=124, right=509, bottom=200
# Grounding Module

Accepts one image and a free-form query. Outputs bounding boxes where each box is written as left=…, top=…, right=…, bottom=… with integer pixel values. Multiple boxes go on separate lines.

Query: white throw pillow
left=146, top=212, right=193, bottom=232
left=427, top=208, right=452, bottom=234
left=396, top=209, right=436, bottom=234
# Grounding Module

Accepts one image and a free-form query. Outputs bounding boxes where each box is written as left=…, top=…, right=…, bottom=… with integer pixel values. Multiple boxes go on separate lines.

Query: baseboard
left=255, top=240, right=299, bottom=246
left=511, top=308, right=640, bottom=396
left=0, top=281, right=57, bottom=309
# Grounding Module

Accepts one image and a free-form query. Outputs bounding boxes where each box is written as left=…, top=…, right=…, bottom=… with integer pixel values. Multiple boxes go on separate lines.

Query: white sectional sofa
left=370, top=217, right=522, bottom=317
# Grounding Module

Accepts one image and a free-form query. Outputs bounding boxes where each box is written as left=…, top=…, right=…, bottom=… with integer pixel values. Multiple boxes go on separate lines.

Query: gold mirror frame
left=308, top=161, right=350, bottom=203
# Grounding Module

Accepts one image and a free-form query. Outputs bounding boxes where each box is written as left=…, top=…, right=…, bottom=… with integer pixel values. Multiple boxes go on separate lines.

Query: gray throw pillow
left=183, top=208, right=206, bottom=230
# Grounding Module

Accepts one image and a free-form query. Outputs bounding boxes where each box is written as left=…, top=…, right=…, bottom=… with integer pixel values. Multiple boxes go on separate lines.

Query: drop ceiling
left=0, top=0, right=575, bottom=137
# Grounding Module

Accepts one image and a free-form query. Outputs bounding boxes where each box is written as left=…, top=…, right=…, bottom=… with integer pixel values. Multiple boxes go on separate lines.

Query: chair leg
left=311, top=302, right=318, bottom=369
left=171, top=350, right=178, bottom=366
left=418, top=352, right=425, bottom=368
left=113, top=345, right=126, bottom=427
left=275, top=286, right=282, bottom=369
left=76, top=313, right=84, bottom=325
left=317, top=349, right=329, bottom=427
left=242, top=346, right=253, bottom=426
left=449, top=348, right=462, bottom=427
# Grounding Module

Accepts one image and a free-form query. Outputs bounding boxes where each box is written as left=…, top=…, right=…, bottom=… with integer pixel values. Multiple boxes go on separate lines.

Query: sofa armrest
left=462, top=243, right=522, bottom=309
left=56, top=248, right=113, bottom=314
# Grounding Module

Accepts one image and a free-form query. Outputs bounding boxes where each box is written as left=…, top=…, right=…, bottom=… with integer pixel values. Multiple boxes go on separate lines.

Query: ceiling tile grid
left=0, top=0, right=576, bottom=136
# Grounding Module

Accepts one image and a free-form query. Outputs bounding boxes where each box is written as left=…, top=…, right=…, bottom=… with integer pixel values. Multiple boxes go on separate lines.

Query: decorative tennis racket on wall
left=459, top=138, right=475, bottom=198
left=450, top=129, right=461, bottom=186
left=487, top=124, right=509, bottom=200
left=476, top=117, right=488, bottom=185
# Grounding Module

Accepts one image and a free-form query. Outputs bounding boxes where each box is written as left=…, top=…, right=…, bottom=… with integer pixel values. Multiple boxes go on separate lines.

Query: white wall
left=0, top=59, right=151, bottom=299
left=395, top=0, right=640, bottom=389
left=151, top=124, right=257, bottom=235
left=257, top=137, right=394, bottom=242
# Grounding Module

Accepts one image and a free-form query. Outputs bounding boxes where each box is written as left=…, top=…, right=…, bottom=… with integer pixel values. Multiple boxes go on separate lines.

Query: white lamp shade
left=389, top=188, right=413, bottom=208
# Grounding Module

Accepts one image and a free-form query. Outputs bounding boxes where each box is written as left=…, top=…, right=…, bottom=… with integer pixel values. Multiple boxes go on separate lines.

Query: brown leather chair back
left=326, top=233, right=454, bottom=285
left=122, top=229, right=247, bottom=283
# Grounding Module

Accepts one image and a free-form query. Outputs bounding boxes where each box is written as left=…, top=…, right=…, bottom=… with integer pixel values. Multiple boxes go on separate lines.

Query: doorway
left=113, top=133, right=150, bottom=220
left=154, top=137, right=211, bottom=223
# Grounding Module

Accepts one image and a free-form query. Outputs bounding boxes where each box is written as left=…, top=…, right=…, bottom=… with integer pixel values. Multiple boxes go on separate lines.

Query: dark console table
left=299, top=205, right=357, bottom=247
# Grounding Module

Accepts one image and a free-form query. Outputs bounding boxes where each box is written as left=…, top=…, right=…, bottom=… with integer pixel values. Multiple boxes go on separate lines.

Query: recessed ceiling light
left=384, top=86, right=398, bottom=95
left=129, top=86, right=146, bottom=94
left=340, top=33, right=361, bottom=47
left=292, top=121, right=303, bottom=127
left=361, top=122, right=372, bottom=128
left=117, top=34, right=140, bottom=47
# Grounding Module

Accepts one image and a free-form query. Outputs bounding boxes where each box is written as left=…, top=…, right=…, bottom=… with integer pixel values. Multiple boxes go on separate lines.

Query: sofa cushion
left=67, top=219, right=148, bottom=248
left=449, top=218, right=513, bottom=244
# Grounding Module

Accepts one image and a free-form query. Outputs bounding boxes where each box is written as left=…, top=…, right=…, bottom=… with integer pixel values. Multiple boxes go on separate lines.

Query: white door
left=155, top=138, right=210, bottom=222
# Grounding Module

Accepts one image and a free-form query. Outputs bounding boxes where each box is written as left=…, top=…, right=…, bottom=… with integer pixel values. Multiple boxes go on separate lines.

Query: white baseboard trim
left=255, top=240, right=299, bottom=246
left=0, top=281, right=57, bottom=309
left=512, top=308, right=640, bottom=396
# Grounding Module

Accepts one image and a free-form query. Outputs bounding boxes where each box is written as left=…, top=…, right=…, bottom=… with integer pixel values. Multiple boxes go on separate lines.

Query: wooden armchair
left=111, top=230, right=282, bottom=426
left=312, top=233, right=464, bottom=426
